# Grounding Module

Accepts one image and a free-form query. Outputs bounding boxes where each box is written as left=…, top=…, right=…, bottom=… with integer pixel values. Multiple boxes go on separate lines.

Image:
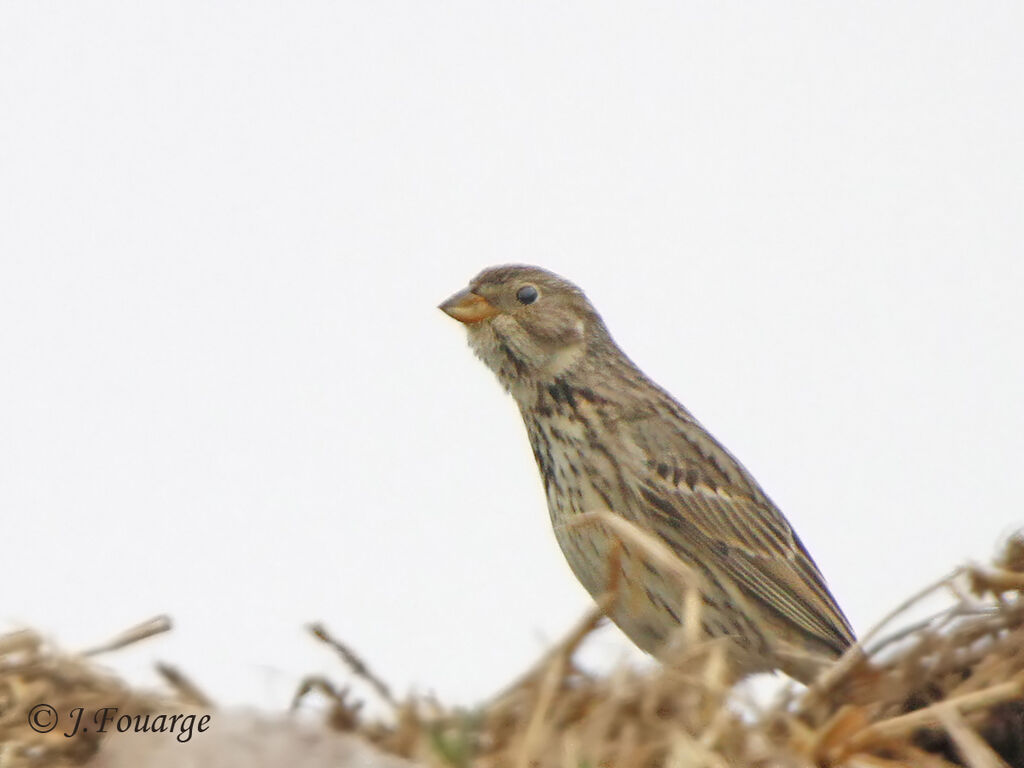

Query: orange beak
left=439, top=288, right=501, bottom=324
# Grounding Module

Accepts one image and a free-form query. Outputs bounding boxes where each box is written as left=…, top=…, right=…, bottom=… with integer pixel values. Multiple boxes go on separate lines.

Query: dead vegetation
left=2, top=535, right=1023, bottom=768
left=0, top=616, right=203, bottom=767
left=302, top=532, right=1024, bottom=768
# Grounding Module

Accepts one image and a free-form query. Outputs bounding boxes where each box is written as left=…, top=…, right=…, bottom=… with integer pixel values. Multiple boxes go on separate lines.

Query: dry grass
left=0, top=616, right=207, bottom=767
left=305, top=533, right=1024, bottom=768
left=2, top=536, right=1023, bottom=768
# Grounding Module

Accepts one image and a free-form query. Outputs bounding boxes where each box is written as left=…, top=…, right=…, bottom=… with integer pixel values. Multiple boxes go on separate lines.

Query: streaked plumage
left=440, top=265, right=854, bottom=683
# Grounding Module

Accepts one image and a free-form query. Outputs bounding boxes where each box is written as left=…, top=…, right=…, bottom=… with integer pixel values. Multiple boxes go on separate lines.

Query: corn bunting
left=440, top=265, right=854, bottom=683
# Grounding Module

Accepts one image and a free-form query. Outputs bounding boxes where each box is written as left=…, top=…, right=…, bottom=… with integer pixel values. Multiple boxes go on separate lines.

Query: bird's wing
left=622, top=414, right=855, bottom=654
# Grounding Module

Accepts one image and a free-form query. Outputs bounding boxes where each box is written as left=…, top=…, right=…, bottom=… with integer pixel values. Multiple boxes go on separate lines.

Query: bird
left=439, top=264, right=855, bottom=684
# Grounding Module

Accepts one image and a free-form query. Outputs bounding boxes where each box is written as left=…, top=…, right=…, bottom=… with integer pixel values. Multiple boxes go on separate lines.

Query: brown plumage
left=440, top=265, right=854, bottom=683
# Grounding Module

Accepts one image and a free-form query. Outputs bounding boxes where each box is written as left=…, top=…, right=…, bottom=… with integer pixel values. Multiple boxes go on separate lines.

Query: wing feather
left=622, top=412, right=855, bottom=654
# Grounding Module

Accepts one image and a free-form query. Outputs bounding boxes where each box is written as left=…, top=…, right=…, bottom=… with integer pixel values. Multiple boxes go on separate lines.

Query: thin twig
left=934, top=703, right=1011, bottom=768
left=81, top=615, right=172, bottom=656
left=804, top=570, right=962, bottom=703
left=308, top=622, right=397, bottom=709
left=156, top=662, right=214, bottom=707
left=841, top=679, right=1024, bottom=755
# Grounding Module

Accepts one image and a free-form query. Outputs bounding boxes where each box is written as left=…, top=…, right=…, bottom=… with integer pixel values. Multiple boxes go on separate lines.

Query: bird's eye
left=516, top=285, right=539, bottom=305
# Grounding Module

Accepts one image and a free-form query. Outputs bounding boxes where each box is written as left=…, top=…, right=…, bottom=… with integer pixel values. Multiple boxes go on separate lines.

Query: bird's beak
left=438, top=288, right=501, bottom=324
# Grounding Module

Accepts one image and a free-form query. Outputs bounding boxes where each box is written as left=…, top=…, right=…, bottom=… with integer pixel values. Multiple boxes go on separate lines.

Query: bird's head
left=439, top=265, right=608, bottom=391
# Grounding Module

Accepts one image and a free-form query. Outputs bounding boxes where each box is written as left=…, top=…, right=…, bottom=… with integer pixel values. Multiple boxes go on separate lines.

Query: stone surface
left=89, top=709, right=417, bottom=768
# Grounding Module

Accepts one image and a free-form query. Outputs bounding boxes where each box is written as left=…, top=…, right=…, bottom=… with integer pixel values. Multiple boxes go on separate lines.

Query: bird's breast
left=522, top=402, right=632, bottom=525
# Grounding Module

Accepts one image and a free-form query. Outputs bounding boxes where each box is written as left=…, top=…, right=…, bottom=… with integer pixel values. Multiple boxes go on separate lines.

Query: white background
left=2, top=2, right=1022, bottom=712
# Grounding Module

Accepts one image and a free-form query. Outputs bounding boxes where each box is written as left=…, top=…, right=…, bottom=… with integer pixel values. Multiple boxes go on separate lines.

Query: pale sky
left=2, top=2, right=1022, bottom=712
